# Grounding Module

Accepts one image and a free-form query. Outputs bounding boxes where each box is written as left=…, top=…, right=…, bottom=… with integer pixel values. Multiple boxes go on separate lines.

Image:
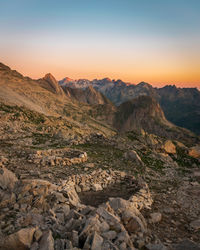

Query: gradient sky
left=0, top=0, right=200, bottom=88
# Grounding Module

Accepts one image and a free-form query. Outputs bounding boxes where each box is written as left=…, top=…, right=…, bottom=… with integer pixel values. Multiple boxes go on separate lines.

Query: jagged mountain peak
left=137, top=81, right=153, bottom=88
left=40, top=73, right=64, bottom=96
left=61, top=77, right=74, bottom=84
left=43, top=73, right=57, bottom=85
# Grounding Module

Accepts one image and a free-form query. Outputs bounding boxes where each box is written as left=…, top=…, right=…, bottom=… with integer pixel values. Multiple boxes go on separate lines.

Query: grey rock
left=38, top=230, right=54, bottom=250
left=91, top=232, right=103, bottom=250
left=149, top=212, right=162, bottom=223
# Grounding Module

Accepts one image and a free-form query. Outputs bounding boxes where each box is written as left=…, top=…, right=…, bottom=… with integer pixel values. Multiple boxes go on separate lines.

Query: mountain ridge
left=59, top=76, right=200, bottom=134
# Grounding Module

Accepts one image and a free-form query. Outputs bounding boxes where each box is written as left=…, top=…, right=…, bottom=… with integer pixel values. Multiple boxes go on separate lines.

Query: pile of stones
left=28, top=148, right=88, bottom=167
left=0, top=163, right=154, bottom=249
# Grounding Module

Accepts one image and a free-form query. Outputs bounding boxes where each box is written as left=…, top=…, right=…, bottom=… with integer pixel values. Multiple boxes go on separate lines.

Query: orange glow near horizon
left=1, top=31, right=200, bottom=89
left=2, top=56, right=200, bottom=89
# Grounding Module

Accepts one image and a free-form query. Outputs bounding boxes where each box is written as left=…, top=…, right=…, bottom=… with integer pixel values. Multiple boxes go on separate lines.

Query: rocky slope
left=59, top=77, right=200, bottom=134
left=157, top=85, right=200, bottom=135
left=62, top=85, right=113, bottom=105
left=0, top=62, right=200, bottom=249
left=115, top=96, right=172, bottom=133
left=113, top=96, right=199, bottom=145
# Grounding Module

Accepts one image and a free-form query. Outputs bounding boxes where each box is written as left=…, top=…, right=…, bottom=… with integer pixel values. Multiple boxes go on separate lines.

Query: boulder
left=124, top=150, right=144, bottom=165
left=91, top=183, right=103, bottom=191
left=163, top=140, right=176, bottom=154
left=38, top=230, right=54, bottom=250
left=2, top=227, right=36, bottom=250
left=91, top=232, right=103, bottom=250
left=149, top=212, right=162, bottom=223
left=189, top=146, right=200, bottom=159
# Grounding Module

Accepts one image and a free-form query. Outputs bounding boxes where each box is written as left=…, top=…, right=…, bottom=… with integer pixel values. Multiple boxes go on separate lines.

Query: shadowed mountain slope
left=60, top=76, right=200, bottom=134
left=62, top=85, right=113, bottom=105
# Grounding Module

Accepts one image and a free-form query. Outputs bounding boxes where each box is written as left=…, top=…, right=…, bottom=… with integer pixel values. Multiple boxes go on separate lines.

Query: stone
left=72, top=230, right=79, bottom=247
left=125, top=217, right=142, bottom=233
left=75, top=185, right=81, bottom=193
left=124, top=150, right=144, bottom=165
left=34, top=228, right=43, bottom=241
left=122, top=210, right=146, bottom=232
left=189, top=146, right=200, bottom=159
left=149, top=212, right=162, bottom=223
left=115, top=231, right=131, bottom=245
left=96, top=207, right=121, bottom=226
left=53, top=192, right=67, bottom=203
left=119, top=242, right=127, bottom=250
left=30, top=242, right=39, bottom=250
left=91, top=183, right=103, bottom=191
left=102, top=230, right=117, bottom=240
left=0, top=166, right=18, bottom=190
left=38, top=230, right=54, bottom=250
left=91, top=232, right=103, bottom=250
left=62, top=185, right=80, bottom=207
left=99, top=221, right=110, bottom=232
left=102, top=240, right=119, bottom=250
left=62, top=204, right=70, bottom=217
left=163, top=140, right=176, bottom=154
left=2, top=227, right=36, bottom=250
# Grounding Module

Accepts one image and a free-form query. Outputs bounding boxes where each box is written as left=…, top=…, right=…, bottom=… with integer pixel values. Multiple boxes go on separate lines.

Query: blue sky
left=0, top=0, right=200, bottom=87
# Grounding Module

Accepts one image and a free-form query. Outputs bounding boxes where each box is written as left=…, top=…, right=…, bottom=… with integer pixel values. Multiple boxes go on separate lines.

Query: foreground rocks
left=0, top=166, right=155, bottom=249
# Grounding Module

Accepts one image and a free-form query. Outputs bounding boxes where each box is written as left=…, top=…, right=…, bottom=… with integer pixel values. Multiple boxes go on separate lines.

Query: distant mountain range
left=0, top=62, right=199, bottom=145
left=59, top=77, right=200, bottom=135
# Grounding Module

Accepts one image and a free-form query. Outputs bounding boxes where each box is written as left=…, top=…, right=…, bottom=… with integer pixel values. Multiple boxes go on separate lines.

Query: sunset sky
left=0, top=0, right=200, bottom=88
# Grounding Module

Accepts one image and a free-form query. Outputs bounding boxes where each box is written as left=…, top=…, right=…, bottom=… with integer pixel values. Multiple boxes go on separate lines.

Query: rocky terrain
left=59, top=77, right=200, bottom=135
left=0, top=63, right=200, bottom=249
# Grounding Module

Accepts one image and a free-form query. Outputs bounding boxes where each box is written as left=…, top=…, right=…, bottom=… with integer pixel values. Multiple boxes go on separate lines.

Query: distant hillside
left=157, top=85, right=200, bottom=135
left=59, top=77, right=200, bottom=134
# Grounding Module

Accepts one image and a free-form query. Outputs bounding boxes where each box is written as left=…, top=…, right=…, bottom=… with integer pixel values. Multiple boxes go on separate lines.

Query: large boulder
left=2, top=227, right=36, bottom=250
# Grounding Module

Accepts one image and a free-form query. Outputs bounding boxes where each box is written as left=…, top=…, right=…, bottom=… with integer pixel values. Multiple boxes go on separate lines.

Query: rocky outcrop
left=114, top=96, right=173, bottom=135
left=41, top=73, right=64, bottom=96
left=59, top=75, right=200, bottom=134
left=0, top=167, right=153, bottom=249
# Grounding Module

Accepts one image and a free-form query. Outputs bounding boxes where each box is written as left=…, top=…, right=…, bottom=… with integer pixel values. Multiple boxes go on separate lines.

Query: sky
left=0, top=0, right=200, bottom=88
